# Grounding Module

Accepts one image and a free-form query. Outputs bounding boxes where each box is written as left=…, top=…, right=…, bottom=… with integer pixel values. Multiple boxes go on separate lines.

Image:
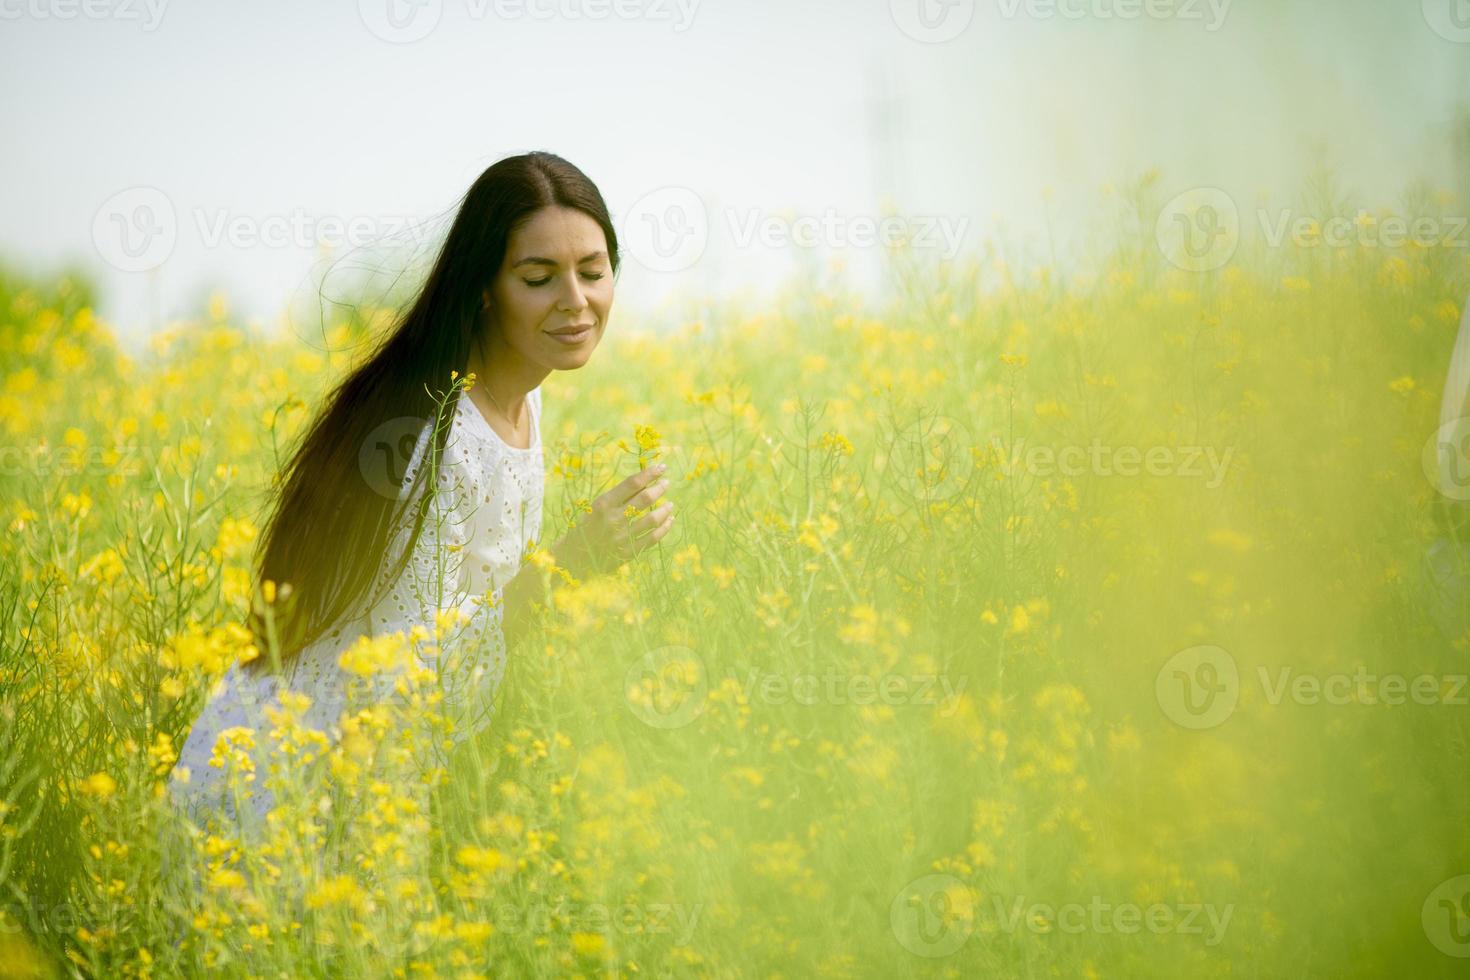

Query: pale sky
left=1, top=0, right=1466, bottom=352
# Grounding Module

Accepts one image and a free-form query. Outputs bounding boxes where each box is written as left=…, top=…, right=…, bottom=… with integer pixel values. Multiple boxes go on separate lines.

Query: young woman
left=169, top=151, right=676, bottom=826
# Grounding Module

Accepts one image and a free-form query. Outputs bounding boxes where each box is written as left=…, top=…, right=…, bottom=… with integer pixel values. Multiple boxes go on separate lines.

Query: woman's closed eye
left=523, top=271, right=606, bottom=287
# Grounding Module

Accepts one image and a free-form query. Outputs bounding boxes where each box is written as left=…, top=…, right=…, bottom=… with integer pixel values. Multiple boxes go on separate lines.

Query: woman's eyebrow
left=511, top=250, right=608, bottom=269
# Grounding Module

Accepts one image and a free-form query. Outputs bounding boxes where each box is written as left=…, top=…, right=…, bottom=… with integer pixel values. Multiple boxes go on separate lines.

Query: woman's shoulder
left=456, top=385, right=544, bottom=456
left=398, top=392, right=492, bottom=479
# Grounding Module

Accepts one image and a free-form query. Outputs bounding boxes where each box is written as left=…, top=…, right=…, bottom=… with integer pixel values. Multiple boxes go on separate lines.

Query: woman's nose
left=558, top=275, right=588, bottom=313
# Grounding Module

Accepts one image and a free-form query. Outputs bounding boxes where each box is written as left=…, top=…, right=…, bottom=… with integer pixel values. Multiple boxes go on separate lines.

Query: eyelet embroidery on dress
left=169, top=387, right=545, bottom=827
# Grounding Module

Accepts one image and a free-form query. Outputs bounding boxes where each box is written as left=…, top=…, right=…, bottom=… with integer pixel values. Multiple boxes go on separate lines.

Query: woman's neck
left=467, top=336, right=548, bottom=415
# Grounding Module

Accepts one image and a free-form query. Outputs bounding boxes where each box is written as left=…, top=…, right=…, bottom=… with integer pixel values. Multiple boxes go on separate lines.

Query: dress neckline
left=460, top=386, right=540, bottom=453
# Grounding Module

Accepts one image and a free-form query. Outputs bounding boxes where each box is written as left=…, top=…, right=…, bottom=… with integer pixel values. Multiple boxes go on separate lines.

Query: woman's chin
left=545, top=334, right=599, bottom=367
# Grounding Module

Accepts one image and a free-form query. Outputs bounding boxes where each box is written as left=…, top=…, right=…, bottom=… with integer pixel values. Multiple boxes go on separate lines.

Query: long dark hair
left=245, top=151, right=620, bottom=675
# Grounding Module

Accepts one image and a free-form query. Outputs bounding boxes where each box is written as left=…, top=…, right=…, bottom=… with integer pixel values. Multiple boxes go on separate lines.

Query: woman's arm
left=497, top=534, right=582, bottom=651
left=496, top=465, right=676, bottom=651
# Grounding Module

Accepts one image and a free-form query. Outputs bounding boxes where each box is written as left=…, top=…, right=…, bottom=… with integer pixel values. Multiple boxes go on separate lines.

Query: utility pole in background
left=1454, top=101, right=1470, bottom=207
left=865, top=59, right=907, bottom=217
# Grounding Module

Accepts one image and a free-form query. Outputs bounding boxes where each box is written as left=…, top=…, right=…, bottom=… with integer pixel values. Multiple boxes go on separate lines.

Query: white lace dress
left=168, top=385, right=544, bottom=827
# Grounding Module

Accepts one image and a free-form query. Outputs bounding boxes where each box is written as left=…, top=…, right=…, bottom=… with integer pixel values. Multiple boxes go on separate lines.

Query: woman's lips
left=547, top=325, right=593, bottom=345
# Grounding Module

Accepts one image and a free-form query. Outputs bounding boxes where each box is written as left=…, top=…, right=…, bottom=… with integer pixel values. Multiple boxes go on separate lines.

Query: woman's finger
left=627, top=478, right=669, bottom=511
left=647, top=508, right=676, bottom=543
left=610, top=464, right=666, bottom=509
left=631, top=501, right=673, bottom=536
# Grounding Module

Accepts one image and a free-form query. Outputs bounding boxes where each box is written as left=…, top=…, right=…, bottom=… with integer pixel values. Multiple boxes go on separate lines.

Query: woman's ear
left=482, top=287, right=492, bottom=311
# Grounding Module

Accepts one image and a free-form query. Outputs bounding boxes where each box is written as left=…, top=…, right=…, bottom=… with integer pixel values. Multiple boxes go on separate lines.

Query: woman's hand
left=559, top=463, right=675, bottom=578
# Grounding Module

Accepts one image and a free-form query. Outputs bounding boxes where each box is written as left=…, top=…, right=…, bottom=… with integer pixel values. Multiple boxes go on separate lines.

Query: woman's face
left=483, top=205, right=614, bottom=372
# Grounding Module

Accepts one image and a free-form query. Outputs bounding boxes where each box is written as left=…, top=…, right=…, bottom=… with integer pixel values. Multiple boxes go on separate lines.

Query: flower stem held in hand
left=499, top=441, right=674, bottom=648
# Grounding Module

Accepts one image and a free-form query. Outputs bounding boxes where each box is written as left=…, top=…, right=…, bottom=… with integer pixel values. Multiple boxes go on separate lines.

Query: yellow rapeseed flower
left=570, top=932, right=606, bottom=957
left=455, top=844, right=505, bottom=875
left=306, top=874, right=367, bottom=911
left=80, top=771, right=117, bottom=799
